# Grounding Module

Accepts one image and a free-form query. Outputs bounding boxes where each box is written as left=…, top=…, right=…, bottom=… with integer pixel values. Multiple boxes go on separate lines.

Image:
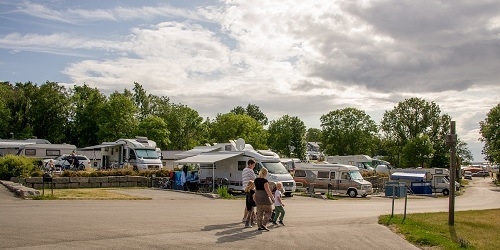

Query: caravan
left=326, top=155, right=376, bottom=172
left=389, top=168, right=459, bottom=196
left=0, top=139, right=76, bottom=159
left=293, top=163, right=373, bottom=198
left=80, top=137, right=162, bottom=170
left=175, top=139, right=296, bottom=196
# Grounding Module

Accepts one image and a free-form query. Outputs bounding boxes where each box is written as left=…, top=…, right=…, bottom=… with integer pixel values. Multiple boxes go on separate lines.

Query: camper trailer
left=0, top=139, right=76, bottom=159
left=293, top=163, right=373, bottom=198
left=326, top=155, right=375, bottom=172
left=175, top=139, right=297, bottom=197
left=80, top=137, right=162, bottom=170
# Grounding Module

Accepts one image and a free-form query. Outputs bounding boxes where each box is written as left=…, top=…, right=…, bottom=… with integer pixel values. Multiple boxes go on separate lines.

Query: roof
left=391, top=172, right=427, bottom=181
left=175, top=146, right=221, bottom=158
left=175, top=152, right=242, bottom=164
left=80, top=144, right=119, bottom=150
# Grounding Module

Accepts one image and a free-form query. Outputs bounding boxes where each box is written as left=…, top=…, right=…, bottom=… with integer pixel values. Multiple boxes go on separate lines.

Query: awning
left=175, top=152, right=242, bottom=164
left=391, top=172, right=427, bottom=181
left=175, top=146, right=221, bottom=158
left=80, top=144, right=119, bottom=150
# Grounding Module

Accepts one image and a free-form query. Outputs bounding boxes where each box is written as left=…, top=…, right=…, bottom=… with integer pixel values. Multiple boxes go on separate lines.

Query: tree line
left=1, top=81, right=497, bottom=167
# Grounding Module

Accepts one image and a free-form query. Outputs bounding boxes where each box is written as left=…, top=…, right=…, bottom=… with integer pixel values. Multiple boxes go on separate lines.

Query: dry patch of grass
left=36, top=188, right=151, bottom=200
left=379, top=209, right=500, bottom=249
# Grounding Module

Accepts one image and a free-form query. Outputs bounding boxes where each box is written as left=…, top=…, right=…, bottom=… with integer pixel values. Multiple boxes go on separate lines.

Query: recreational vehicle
left=0, top=139, right=76, bottom=159
left=293, top=163, right=373, bottom=198
left=389, top=168, right=459, bottom=196
left=326, top=155, right=376, bottom=172
left=175, top=139, right=297, bottom=197
left=80, top=137, right=162, bottom=170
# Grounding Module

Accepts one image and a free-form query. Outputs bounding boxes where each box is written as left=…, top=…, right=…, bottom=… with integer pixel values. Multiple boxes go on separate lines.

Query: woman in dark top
left=254, top=167, right=275, bottom=231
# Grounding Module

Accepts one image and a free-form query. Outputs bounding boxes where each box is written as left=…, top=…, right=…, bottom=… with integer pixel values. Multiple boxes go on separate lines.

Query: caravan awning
left=80, top=144, right=118, bottom=150
left=391, top=172, right=427, bottom=181
left=175, top=146, right=220, bottom=158
left=175, top=152, right=242, bottom=164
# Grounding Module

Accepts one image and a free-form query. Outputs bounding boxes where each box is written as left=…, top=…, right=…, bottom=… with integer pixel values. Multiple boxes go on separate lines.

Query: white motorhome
left=0, top=139, right=76, bottom=159
left=81, top=137, right=162, bottom=170
left=175, top=139, right=297, bottom=197
left=293, top=163, right=373, bottom=198
left=389, top=168, right=459, bottom=196
left=326, top=155, right=375, bottom=172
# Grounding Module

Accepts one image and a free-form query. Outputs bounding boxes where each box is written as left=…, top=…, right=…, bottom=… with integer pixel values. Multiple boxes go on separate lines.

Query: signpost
left=446, top=121, right=457, bottom=226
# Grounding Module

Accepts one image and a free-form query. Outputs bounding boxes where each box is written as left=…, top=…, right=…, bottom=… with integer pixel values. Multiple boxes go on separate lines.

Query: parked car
left=43, top=154, right=91, bottom=171
left=472, top=171, right=489, bottom=177
left=463, top=171, right=472, bottom=180
left=374, top=164, right=393, bottom=174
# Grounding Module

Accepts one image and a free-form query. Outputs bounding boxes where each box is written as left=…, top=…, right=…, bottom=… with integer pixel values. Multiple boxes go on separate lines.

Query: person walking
left=244, top=180, right=256, bottom=228
left=254, top=167, right=274, bottom=231
left=271, top=182, right=286, bottom=226
left=242, top=159, right=257, bottom=222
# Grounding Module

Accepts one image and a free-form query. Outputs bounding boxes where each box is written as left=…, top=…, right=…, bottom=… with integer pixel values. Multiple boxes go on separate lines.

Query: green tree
left=136, top=115, right=170, bottom=149
left=0, top=82, right=13, bottom=138
left=306, top=128, right=322, bottom=142
left=133, top=82, right=153, bottom=121
left=6, top=82, right=38, bottom=139
left=267, top=115, right=306, bottom=159
left=380, top=98, right=454, bottom=167
left=97, top=91, right=138, bottom=142
left=320, top=107, right=378, bottom=156
left=210, top=113, right=267, bottom=149
left=69, top=84, right=106, bottom=147
left=230, top=103, right=268, bottom=126
left=479, top=103, right=500, bottom=163
left=161, top=104, right=204, bottom=150
left=401, top=134, right=434, bottom=167
left=456, top=140, right=473, bottom=166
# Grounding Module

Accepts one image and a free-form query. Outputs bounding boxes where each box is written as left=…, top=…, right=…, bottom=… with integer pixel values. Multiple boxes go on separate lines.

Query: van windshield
left=135, top=149, right=159, bottom=159
left=349, top=171, right=364, bottom=180
left=259, top=162, right=289, bottom=174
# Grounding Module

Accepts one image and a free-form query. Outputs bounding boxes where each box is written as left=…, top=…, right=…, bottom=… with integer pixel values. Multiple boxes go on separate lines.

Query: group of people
left=242, top=159, right=286, bottom=231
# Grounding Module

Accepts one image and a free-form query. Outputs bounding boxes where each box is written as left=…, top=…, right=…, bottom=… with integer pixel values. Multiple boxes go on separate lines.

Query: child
left=244, top=180, right=257, bottom=228
left=271, top=182, right=285, bottom=226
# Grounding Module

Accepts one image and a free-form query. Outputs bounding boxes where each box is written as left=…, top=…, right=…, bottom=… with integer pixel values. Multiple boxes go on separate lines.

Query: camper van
left=326, top=155, right=375, bottom=172
left=175, top=139, right=297, bottom=197
left=293, top=163, right=373, bottom=198
left=80, top=137, right=162, bottom=170
left=0, top=139, right=76, bottom=159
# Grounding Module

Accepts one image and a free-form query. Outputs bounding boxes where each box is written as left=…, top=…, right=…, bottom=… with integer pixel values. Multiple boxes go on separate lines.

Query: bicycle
left=158, top=177, right=172, bottom=189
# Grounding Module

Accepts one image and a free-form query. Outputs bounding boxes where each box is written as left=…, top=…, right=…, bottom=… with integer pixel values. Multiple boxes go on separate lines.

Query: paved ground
left=0, top=177, right=498, bottom=250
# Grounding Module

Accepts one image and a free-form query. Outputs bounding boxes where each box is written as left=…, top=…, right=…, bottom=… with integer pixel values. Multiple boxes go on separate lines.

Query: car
left=463, top=171, right=472, bottom=180
left=374, top=164, right=393, bottom=174
left=43, top=154, right=91, bottom=171
left=472, top=171, right=489, bottom=177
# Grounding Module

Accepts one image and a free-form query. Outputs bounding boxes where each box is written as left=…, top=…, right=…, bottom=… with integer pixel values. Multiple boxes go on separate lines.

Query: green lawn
left=379, top=209, right=500, bottom=250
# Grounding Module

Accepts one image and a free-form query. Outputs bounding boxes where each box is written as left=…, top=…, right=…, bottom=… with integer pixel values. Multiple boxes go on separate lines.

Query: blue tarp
left=390, top=172, right=427, bottom=181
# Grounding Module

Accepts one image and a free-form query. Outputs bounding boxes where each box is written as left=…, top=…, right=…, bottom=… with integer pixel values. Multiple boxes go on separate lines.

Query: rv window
left=25, top=149, right=36, bottom=156
left=129, top=150, right=136, bottom=160
left=238, top=161, right=246, bottom=171
left=46, top=150, right=60, bottom=156
left=294, top=170, right=306, bottom=177
left=317, top=171, right=329, bottom=179
left=330, top=171, right=336, bottom=179
left=341, top=172, right=350, bottom=180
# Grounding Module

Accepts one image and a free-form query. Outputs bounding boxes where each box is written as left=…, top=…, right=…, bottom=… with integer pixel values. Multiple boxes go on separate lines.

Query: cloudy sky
left=1, top=0, right=499, bottom=162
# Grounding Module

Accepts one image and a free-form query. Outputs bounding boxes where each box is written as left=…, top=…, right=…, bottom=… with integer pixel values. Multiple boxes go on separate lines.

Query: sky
left=1, top=0, right=499, bottom=162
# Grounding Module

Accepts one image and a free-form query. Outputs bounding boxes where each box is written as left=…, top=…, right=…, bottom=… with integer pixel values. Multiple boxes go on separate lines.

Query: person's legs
left=245, top=207, right=254, bottom=227
left=243, top=206, right=248, bottom=222
left=276, top=206, right=285, bottom=223
left=262, top=205, right=273, bottom=229
left=255, top=205, right=264, bottom=228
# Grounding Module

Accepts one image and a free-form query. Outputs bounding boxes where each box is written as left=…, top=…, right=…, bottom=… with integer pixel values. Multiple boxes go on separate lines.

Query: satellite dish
left=235, top=138, right=246, bottom=151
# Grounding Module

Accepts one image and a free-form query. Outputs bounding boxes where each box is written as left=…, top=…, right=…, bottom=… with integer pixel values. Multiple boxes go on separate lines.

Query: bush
left=216, top=186, right=233, bottom=199
left=0, top=155, right=39, bottom=180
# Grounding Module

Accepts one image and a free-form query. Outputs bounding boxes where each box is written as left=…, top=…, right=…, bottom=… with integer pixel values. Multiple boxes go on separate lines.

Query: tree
left=0, top=82, right=13, bottom=138
left=230, top=103, right=268, bottom=126
left=401, top=134, right=434, bottom=167
left=306, top=128, right=322, bottom=142
left=320, top=107, right=378, bottom=156
left=210, top=113, right=267, bottom=149
left=380, top=98, right=454, bottom=167
left=68, top=84, right=107, bottom=147
left=456, top=140, right=473, bottom=166
left=161, top=104, right=204, bottom=150
left=136, top=115, right=170, bottom=149
left=267, top=115, right=307, bottom=158
left=97, top=91, right=138, bottom=142
left=479, top=103, right=500, bottom=163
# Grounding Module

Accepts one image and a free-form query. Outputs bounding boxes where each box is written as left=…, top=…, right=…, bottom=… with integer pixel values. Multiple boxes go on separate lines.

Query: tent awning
left=175, top=146, right=220, bottom=158
left=175, top=152, right=242, bottom=164
left=80, top=144, right=119, bottom=150
left=391, top=172, right=427, bottom=181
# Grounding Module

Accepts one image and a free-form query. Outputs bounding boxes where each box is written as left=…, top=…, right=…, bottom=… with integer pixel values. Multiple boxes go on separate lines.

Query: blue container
left=411, top=182, right=432, bottom=195
left=385, top=182, right=406, bottom=197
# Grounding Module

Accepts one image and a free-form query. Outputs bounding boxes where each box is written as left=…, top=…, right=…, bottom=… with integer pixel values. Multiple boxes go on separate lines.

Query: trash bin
left=385, top=182, right=406, bottom=197
left=411, top=181, right=432, bottom=195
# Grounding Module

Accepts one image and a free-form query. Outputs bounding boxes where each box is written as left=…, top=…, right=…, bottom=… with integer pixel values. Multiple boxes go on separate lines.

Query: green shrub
left=216, top=186, right=233, bottom=199
left=0, top=155, right=39, bottom=180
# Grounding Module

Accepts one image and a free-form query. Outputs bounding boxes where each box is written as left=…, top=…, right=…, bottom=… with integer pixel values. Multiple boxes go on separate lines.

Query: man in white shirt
left=242, top=159, right=257, bottom=222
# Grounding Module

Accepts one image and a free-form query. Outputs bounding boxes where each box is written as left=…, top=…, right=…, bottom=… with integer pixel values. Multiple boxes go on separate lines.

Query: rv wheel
left=348, top=189, right=357, bottom=198
left=442, top=189, right=450, bottom=196
left=285, top=192, right=293, bottom=197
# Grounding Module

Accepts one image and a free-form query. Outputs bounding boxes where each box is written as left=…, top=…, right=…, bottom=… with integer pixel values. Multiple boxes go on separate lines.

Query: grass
left=379, top=209, right=500, bottom=249
left=33, top=188, right=152, bottom=200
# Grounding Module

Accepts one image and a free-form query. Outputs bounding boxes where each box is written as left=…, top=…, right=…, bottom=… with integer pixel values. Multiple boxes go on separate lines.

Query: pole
left=446, top=121, right=457, bottom=226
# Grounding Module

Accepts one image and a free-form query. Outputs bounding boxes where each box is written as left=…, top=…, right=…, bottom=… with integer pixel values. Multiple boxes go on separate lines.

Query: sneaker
left=245, top=225, right=252, bottom=228
left=262, top=226, right=270, bottom=231
left=271, top=221, right=278, bottom=225
left=279, top=221, right=285, bottom=226
left=252, top=222, right=257, bottom=225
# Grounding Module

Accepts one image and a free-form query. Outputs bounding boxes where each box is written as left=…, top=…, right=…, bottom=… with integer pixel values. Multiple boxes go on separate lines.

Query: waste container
left=411, top=181, right=432, bottom=195
left=385, top=182, right=406, bottom=197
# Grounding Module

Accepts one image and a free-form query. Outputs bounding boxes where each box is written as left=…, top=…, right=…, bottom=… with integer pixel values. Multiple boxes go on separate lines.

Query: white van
left=293, top=163, right=373, bottom=197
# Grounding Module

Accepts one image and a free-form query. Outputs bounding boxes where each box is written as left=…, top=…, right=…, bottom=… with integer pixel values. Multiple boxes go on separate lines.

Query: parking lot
left=1, top=178, right=499, bottom=249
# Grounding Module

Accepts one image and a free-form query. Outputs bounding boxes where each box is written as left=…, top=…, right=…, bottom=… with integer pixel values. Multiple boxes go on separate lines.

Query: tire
left=348, top=189, right=357, bottom=198
left=284, top=192, right=293, bottom=197
left=442, top=189, right=450, bottom=196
